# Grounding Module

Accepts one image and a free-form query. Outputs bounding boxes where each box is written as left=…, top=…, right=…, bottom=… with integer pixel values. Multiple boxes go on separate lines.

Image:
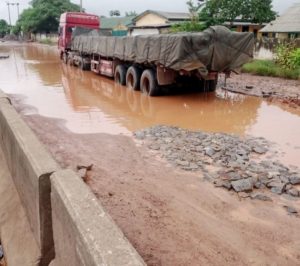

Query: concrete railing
left=0, top=90, right=145, bottom=266
left=50, top=170, right=145, bottom=266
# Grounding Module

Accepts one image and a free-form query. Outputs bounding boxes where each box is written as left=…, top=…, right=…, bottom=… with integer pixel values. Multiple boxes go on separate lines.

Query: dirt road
left=220, top=73, right=300, bottom=108
left=11, top=96, right=300, bottom=266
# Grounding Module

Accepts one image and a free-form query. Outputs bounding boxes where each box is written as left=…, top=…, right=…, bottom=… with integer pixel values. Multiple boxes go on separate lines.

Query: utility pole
left=80, top=0, right=82, bottom=12
left=6, top=2, right=20, bottom=24
left=6, top=2, right=12, bottom=26
left=16, top=3, right=20, bottom=19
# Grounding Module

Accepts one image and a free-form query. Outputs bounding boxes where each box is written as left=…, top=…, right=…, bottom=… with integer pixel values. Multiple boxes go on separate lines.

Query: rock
left=182, top=163, right=199, bottom=171
left=203, top=157, right=213, bottom=165
left=279, top=175, right=290, bottom=184
left=252, top=146, right=268, bottom=154
left=271, top=186, right=285, bottom=195
left=189, top=163, right=199, bottom=170
left=285, top=184, right=293, bottom=190
left=175, top=160, right=189, bottom=167
left=227, top=161, right=242, bottom=168
left=251, top=194, right=272, bottom=202
left=135, top=131, right=145, bottom=140
left=214, top=180, right=232, bottom=190
left=283, top=205, right=298, bottom=215
left=287, top=188, right=300, bottom=197
left=204, top=147, right=215, bottom=157
left=227, top=172, right=242, bottom=181
left=148, top=144, right=160, bottom=150
left=139, top=126, right=300, bottom=204
left=212, top=145, right=221, bottom=152
left=267, top=182, right=285, bottom=194
left=289, top=175, right=300, bottom=185
left=231, top=178, right=253, bottom=192
left=267, top=171, right=280, bottom=179
left=238, top=192, right=250, bottom=198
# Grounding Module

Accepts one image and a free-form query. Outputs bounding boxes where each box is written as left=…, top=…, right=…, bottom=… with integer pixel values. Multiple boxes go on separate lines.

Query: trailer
left=58, top=12, right=254, bottom=96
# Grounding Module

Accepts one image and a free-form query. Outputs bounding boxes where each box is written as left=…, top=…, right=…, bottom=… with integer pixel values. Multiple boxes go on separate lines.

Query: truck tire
left=62, top=52, right=68, bottom=64
left=78, top=59, right=89, bottom=71
left=202, top=79, right=218, bottom=92
left=114, top=65, right=126, bottom=85
left=140, top=69, right=159, bottom=97
left=67, top=55, right=73, bottom=66
left=207, top=79, right=217, bottom=92
left=126, top=66, right=141, bottom=91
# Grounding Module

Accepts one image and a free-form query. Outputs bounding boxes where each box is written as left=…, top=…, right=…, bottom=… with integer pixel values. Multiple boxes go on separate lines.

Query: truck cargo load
left=71, top=26, right=254, bottom=73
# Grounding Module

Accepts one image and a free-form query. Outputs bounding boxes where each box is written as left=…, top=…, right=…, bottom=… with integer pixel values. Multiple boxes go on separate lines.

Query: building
left=129, top=10, right=190, bottom=36
left=260, top=3, right=300, bottom=39
left=224, top=19, right=267, bottom=38
left=100, top=16, right=135, bottom=36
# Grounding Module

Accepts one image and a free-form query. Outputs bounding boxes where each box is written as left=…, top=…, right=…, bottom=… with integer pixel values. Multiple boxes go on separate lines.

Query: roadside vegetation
left=242, top=44, right=300, bottom=80
left=39, top=38, right=55, bottom=45
left=0, top=19, right=9, bottom=38
left=242, top=60, right=300, bottom=80
left=13, top=0, right=80, bottom=35
left=172, top=0, right=276, bottom=33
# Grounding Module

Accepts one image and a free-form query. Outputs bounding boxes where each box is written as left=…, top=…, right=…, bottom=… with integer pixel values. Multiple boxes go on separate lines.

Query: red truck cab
left=58, top=12, right=99, bottom=58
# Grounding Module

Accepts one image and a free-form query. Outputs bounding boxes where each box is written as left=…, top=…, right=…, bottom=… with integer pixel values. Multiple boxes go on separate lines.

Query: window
left=242, top=26, right=249, bottom=32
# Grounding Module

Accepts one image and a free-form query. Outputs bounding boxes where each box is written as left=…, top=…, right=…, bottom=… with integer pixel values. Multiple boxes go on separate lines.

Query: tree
left=246, top=0, right=276, bottom=24
left=199, top=0, right=276, bottom=27
left=109, top=10, right=121, bottom=17
left=187, top=0, right=205, bottom=21
left=171, top=0, right=206, bottom=33
left=16, top=0, right=80, bottom=33
left=125, top=11, right=137, bottom=17
left=0, top=19, right=9, bottom=37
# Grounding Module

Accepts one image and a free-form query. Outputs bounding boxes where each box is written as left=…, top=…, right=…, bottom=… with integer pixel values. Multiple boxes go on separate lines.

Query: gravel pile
left=134, top=125, right=300, bottom=199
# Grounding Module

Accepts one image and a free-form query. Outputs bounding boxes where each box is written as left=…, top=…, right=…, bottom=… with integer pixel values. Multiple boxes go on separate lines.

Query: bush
left=170, top=21, right=206, bottom=33
left=275, top=43, right=300, bottom=70
left=290, top=48, right=300, bottom=67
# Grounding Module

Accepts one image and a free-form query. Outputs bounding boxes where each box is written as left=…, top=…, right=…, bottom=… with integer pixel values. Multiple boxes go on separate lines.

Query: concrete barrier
left=50, top=169, right=145, bottom=266
left=0, top=91, right=145, bottom=265
left=0, top=93, right=59, bottom=265
left=0, top=144, right=41, bottom=266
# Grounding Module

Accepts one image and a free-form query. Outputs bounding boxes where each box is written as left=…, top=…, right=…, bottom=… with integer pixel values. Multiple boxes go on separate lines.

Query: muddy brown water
left=0, top=42, right=299, bottom=167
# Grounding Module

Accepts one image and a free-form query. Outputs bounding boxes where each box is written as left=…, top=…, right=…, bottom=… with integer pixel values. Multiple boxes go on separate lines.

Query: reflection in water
left=61, top=63, right=261, bottom=135
left=0, top=43, right=300, bottom=166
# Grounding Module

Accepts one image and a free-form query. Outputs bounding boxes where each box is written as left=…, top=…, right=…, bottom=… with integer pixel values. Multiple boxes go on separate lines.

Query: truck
left=58, top=12, right=254, bottom=96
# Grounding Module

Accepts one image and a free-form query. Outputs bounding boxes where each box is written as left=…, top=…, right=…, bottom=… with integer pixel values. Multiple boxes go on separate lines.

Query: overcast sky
left=0, top=0, right=299, bottom=25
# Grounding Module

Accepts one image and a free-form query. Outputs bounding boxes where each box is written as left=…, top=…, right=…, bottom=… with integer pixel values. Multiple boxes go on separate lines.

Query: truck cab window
left=67, top=27, right=74, bottom=33
left=58, top=27, right=63, bottom=36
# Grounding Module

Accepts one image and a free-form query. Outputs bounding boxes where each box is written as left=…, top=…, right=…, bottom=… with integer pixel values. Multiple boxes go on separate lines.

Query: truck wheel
left=114, top=65, right=126, bottom=86
left=203, top=79, right=218, bottom=92
left=67, top=55, right=73, bottom=66
left=78, top=59, right=89, bottom=71
left=62, top=53, right=68, bottom=64
left=140, top=69, right=159, bottom=97
left=126, top=66, right=141, bottom=91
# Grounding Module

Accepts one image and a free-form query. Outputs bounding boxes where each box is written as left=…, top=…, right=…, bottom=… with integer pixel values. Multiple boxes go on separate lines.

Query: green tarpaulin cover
left=71, top=26, right=254, bottom=72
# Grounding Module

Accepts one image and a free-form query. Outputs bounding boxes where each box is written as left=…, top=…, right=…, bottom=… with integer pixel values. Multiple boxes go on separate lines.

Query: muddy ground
left=220, top=73, right=300, bottom=108
left=10, top=94, right=300, bottom=266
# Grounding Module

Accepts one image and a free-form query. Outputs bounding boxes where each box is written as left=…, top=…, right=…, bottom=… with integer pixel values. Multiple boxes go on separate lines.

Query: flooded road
left=0, top=42, right=299, bottom=166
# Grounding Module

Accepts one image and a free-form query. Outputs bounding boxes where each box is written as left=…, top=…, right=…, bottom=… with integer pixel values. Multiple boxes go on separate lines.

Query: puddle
left=0, top=42, right=299, bottom=166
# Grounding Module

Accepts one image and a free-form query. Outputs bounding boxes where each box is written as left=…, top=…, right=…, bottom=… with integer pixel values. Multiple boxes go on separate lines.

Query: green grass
left=39, top=38, right=55, bottom=45
left=242, top=60, right=300, bottom=80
